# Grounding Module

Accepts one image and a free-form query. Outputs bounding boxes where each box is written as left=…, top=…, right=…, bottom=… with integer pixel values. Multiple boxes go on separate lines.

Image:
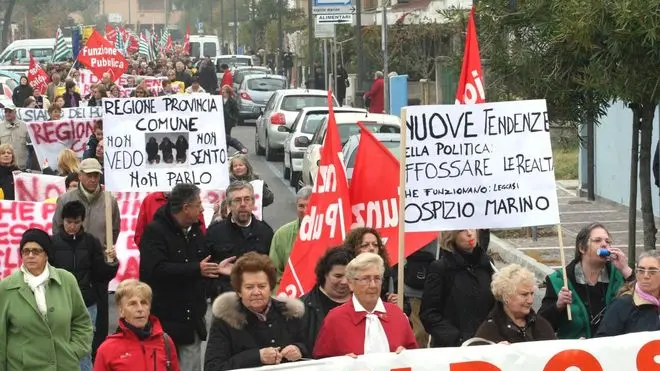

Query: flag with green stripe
left=52, top=27, right=68, bottom=62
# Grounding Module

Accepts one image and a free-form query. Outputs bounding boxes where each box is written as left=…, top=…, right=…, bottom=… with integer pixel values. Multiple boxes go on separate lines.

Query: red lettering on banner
left=543, top=349, right=603, bottom=371
left=0, top=246, right=21, bottom=279
left=391, top=368, right=411, bottom=371
left=15, top=177, right=64, bottom=201
left=0, top=222, right=52, bottom=246
left=40, top=203, right=57, bottom=220
left=450, top=361, right=501, bottom=371
left=30, top=121, right=94, bottom=152
left=0, top=201, right=35, bottom=222
left=115, top=256, right=139, bottom=282
left=637, top=340, right=660, bottom=370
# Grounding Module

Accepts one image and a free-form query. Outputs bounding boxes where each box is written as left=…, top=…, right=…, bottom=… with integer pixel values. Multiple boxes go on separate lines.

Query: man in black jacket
left=300, top=246, right=352, bottom=353
left=49, top=200, right=119, bottom=371
left=206, top=180, right=274, bottom=296
left=139, top=183, right=234, bottom=371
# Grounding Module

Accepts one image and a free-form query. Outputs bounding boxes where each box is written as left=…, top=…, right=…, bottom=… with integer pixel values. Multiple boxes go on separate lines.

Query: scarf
left=121, top=318, right=153, bottom=341
left=20, top=264, right=50, bottom=317
left=635, top=282, right=660, bottom=307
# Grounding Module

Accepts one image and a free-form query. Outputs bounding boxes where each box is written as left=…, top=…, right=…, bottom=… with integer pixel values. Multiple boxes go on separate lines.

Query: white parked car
left=300, top=112, right=401, bottom=187
left=255, top=89, right=338, bottom=161
left=282, top=106, right=367, bottom=188
left=342, top=133, right=401, bottom=185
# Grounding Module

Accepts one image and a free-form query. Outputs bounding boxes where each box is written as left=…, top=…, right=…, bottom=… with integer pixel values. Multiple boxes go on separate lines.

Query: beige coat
left=0, top=119, right=29, bottom=169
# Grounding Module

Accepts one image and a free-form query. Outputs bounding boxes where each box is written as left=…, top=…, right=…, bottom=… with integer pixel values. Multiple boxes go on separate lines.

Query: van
left=189, top=35, right=220, bottom=59
left=0, top=38, right=73, bottom=66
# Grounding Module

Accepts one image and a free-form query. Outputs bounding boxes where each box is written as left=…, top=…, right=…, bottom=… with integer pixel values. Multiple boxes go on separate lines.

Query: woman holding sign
left=538, top=223, right=633, bottom=339
left=229, top=154, right=274, bottom=207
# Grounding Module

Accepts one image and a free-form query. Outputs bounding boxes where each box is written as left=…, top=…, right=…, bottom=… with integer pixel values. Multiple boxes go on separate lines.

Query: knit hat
left=20, top=228, right=52, bottom=257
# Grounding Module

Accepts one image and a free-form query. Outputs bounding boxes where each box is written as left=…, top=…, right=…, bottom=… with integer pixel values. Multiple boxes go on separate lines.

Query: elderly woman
left=229, top=154, right=274, bottom=207
left=313, top=253, right=418, bottom=358
left=300, top=246, right=353, bottom=352
left=0, top=144, right=19, bottom=200
left=474, top=264, right=555, bottom=343
left=0, top=228, right=93, bottom=370
left=344, top=227, right=397, bottom=304
left=204, top=252, right=308, bottom=371
left=538, top=222, right=633, bottom=339
left=595, top=250, right=660, bottom=336
left=420, top=229, right=494, bottom=347
left=94, top=279, right=181, bottom=370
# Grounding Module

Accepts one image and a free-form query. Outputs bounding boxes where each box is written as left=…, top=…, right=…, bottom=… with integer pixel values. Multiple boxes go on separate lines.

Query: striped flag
left=52, top=27, right=68, bottom=62
left=115, top=29, right=126, bottom=54
left=139, top=32, right=153, bottom=61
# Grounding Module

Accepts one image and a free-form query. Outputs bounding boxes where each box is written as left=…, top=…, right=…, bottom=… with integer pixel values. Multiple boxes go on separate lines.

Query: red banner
left=77, top=30, right=129, bottom=82
left=350, top=123, right=437, bottom=263
left=278, top=91, right=352, bottom=297
left=105, top=24, right=117, bottom=43
left=183, top=25, right=191, bottom=55
left=27, top=54, right=49, bottom=93
left=455, top=6, right=486, bottom=104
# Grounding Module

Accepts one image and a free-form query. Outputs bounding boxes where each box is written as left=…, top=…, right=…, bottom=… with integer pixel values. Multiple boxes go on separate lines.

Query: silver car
left=342, top=133, right=401, bottom=184
left=233, top=66, right=272, bottom=92
left=282, top=106, right=367, bottom=188
left=236, top=75, right=287, bottom=122
left=255, top=89, right=338, bottom=161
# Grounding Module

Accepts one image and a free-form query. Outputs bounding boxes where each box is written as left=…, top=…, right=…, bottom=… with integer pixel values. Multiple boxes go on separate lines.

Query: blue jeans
left=80, top=304, right=97, bottom=371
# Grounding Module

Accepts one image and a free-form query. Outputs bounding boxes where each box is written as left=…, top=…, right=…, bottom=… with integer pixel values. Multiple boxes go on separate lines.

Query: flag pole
left=396, top=107, right=407, bottom=311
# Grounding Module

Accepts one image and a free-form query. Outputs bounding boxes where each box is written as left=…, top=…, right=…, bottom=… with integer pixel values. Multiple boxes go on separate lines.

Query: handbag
left=162, top=333, right=173, bottom=371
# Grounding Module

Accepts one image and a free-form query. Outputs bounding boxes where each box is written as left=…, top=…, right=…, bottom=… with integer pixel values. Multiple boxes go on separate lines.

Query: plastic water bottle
left=597, top=248, right=611, bottom=257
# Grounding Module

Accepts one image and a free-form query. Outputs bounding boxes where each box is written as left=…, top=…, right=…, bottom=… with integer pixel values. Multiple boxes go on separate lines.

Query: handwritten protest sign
left=13, top=172, right=65, bottom=201
left=0, top=106, right=102, bottom=122
left=79, top=69, right=165, bottom=98
left=403, top=99, right=560, bottom=231
left=102, top=96, right=229, bottom=192
left=26, top=118, right=96, bottom=166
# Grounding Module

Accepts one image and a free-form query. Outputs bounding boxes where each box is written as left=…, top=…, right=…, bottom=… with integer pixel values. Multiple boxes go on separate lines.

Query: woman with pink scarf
left=596, top=250, right=660, bottom=336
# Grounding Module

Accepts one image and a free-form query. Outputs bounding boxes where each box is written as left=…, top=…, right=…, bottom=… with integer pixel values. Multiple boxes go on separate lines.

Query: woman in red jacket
left=313, top=253, right=418, bottom=358
left=364, top=71, right=384, bottom=114
left=94, top=279, right=180, bottom=371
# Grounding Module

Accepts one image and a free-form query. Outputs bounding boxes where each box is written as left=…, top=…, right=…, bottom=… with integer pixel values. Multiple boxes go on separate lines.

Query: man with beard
left=300, top=247, right=352, bottom=353
left=206, top=181, right=274, bottom=297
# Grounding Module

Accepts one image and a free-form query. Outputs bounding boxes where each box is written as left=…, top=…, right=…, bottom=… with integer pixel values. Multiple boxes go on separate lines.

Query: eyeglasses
left=231, top=196, right=253, bottom=205
left=21, top=248, right=45, bottom=257
left=359, top=242, right=381, bottom=249
left=635, top=267, right=660, bottom=276
left=590, top=237, right=612, bottom=246
left=354, top=276, right=382, bottom=285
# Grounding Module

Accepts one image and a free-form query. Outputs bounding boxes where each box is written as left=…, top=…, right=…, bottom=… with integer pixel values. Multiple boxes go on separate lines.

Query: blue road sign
left=314, top=0, right=352, bottom=6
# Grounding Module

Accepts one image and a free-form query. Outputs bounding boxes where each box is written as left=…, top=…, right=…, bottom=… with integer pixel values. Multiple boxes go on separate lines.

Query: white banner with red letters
left=79, top=69, right=165, bottom=98
left=236, top=331, right=660, bottom=371
left=0, top=106, right=102, bottom=122
left=26, top=118, right=96, bottom=167
left=2, top=173, right=265, bottom=288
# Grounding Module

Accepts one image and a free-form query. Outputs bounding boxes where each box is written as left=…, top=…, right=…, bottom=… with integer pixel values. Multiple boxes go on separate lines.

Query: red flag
left=104, top=24, right=117, bottom=43
left=183, top=25, right=191, bottom=55
left=455, top=6, right=485, bottom=104
left=26, top=54, right=49, bottom=94
left=77, top=30, right=129, bottom=82
left=127, top=31, right=139, bottom=54
left=278, top=91, right=352, bottom=297
left=350, top=123, right=437, bottom=265
left=166, top=34, right=174, bottom=52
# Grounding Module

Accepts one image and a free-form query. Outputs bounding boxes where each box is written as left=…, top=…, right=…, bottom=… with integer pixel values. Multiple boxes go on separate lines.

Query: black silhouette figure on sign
left=175, top=135, right=188, bottom=164
left=146, top=137, right=160, bottom=164
left=160, top=137, right=175, bottom=164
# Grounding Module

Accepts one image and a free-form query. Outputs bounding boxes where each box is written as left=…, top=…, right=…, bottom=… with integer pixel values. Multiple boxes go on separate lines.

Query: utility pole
left=251, top=0, right=257, bottom=53
left=220, top=0, right=225, bottom=50
left=355, top=0, right=365, bottom=99
left=382, top=0, right=389, bottom=113
left=233, top=0, right=238, bottom=53
left=307, top=0, right=314, bottom=88
left=277, top=0, right=284, bottom=72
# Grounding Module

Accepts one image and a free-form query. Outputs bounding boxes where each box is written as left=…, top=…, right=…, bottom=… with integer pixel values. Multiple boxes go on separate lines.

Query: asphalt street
left=106, top=124, right=297, bottom=365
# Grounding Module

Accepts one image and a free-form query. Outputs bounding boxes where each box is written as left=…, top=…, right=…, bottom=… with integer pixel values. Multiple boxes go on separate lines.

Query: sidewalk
left=490, top=180, right=660, bottom=280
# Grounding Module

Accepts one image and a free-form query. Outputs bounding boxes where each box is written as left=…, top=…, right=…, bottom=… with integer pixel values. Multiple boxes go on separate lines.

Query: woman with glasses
left=344, top=227, right=397, bottom=304
left=538, top=222, right=634, bottom=339
left=0, top=228, right=93, bottom=370
left=313, top=253, right=417, bottom=358
left=420, top=229, right=494, bottom=347
left=595, top=250, right=660, bottom=336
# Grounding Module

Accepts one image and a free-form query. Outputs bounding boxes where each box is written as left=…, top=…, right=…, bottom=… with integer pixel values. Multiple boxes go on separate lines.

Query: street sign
left=108, top=13, right=122, bottom=23
left=316, top=14, right=354, bottom=24
left=312, top=0, right=355, bottom=15
left=315, top=23, right=336, bottom=39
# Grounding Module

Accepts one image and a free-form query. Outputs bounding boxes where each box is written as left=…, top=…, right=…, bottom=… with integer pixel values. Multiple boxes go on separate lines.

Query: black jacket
left=199, top=64, right=219, bottom=94
left=63, top=91, right=82, bottom=108
left=299, top=285, right=330, bottom=353
left=0, top=165, right=18, bottom=200
left=204, top=292, right=309, bottom=371
left=420, top=246, right=495, bottom=347
left=474, top=302, right=556, bottom=343
left=595, top=292, right=660, bottom=337
left=223, top=97, right=240, bottom=132
left=49, top=227, right=119, bottom=306
left=139, top=204, right=212, bottom=345
left=206, top=214, right=274, bottom=294
left=83, top=134, right=99, bottom=159
left=12, top=84, right=33, bottom=107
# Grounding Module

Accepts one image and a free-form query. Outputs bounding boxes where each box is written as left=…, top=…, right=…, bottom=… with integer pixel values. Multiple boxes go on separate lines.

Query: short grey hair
left=169, top=183, right=201, bottom=214
left=375, top=71, right=384, bottom=78
left=296, top=186, right=313, bottom=201
left=490, top=264, right=536, bottom=302
left=346, top=252, right=384, bottom=280
left=638, top=250, right=660, bottom=265
left=226, top=180, right=254, bottom=199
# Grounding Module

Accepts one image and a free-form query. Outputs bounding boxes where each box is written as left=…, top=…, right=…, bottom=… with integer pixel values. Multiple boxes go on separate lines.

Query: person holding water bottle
left=538, top=222, right=634, bottom=339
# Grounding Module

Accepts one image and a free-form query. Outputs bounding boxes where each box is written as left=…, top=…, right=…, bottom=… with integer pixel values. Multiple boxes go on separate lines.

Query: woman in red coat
left=313, top=252, right=418, bottom=358
left=364, top=72, right=384, bottom=114
left=94, top=279, right=180, bottom=371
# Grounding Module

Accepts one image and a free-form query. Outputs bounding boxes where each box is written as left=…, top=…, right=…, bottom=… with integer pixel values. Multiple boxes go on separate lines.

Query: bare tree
left=2, top=0, right=17, bottom=50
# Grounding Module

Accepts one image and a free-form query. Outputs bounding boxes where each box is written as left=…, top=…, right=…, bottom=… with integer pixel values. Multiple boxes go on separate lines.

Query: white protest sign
left=13, top=172, right=65, bottom=201
left=404, top=99, right=560, bottom=231
left=79, top=69, right=165, bottom=98
left=0, top=106, right=102, bottom=122
left=234, top=331, right=660, bottom=371
left=26, top=118, right=96, bottom=167
left=102, top=96, right=229, bottom=192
